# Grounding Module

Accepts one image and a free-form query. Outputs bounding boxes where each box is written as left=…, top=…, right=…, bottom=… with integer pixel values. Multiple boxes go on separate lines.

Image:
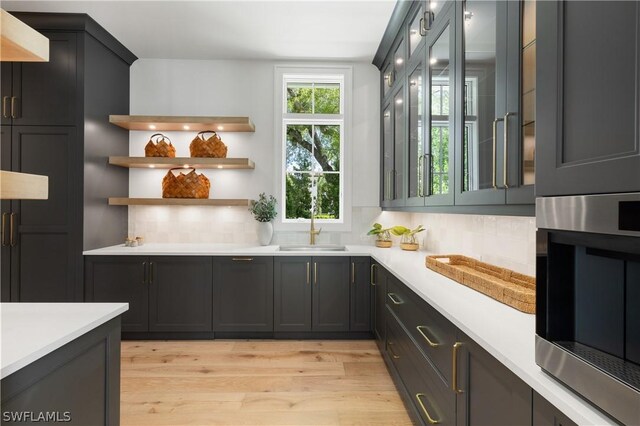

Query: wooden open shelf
left=109, top=157, right=255, bottom=169
left=0, top=9, right=49, bottom=62
left=108, top=198, right=252, bottom=207
left=0, top=170, right=48, bottom=200
left=109, top=115, right=255, bottom=132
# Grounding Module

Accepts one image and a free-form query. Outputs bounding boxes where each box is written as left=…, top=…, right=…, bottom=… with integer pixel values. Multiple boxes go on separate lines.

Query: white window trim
left=274, top=65, right=353, bottom=232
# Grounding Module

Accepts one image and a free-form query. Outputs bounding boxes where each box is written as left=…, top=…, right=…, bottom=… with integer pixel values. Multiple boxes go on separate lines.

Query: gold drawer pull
left=416, top=325, right=440, bottom=347
left=415, top=393, right=440, bottom=424
left=370, top=263, right=376, bottom=286
left=387, top=341, right=400, bottom=359
left=387, top=292, right=403, bottom=305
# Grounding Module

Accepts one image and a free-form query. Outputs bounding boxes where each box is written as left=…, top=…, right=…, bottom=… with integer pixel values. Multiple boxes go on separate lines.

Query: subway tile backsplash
left=129, top=207, right=535, bottom=276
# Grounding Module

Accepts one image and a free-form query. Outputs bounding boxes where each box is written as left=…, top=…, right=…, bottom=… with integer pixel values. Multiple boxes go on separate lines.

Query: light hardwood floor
left=120, top=340, right=413, bottom=426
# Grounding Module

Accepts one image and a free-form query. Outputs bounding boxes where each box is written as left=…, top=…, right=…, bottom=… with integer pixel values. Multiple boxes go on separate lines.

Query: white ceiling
left=2, top=0, right=396, bottom=62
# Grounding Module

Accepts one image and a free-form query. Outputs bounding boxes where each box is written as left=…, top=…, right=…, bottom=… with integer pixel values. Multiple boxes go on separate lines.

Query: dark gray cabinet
left=149, top=257, right=213, bottom=332
left=533, top=391, right=578, bottom=426
left=350, top=257, right=371, bottom=331
left=213, top=256, right=274, bottom=332
left=537, top=1, right=640, bottom=196
left=0, top=14, right=136, bottom=302
left=274, top=256, right=362, bottom=333
left=312, top=256, right=350, bottom=332
left=86, top=256, right=213, bottom=333
left=454, top=331, right=532, bottom=425
left=372, top=261, right=387, bottom=344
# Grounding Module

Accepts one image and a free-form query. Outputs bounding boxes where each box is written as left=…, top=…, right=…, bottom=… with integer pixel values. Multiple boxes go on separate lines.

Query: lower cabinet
left=274, top=256, right=369, bottom=333
left=85, top=256, right=213, bottom=333
left=213, top=256, right=274, bottom=332
left=378, top=264, right=573, bottom=426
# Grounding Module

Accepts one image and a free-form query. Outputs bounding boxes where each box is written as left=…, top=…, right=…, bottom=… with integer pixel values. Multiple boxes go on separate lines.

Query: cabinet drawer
left=386, top=309, right=455, bottom=426
left=386, top=275, right=456, bottom=385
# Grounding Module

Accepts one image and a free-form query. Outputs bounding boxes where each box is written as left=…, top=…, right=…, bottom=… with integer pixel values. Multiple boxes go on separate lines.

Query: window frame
left=274, top=66, right=353, bottom=232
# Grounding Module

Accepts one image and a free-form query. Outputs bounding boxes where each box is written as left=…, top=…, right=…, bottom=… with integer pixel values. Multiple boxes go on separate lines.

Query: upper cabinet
left=537, top=1, right=640, bottom=196
left=374, top=0, right=535, bottom=215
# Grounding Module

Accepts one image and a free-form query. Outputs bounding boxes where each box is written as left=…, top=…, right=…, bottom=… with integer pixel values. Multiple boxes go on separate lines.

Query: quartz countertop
left=1, top=303, right=128, bottom=379
left=82, top=243, right=613, bottom=424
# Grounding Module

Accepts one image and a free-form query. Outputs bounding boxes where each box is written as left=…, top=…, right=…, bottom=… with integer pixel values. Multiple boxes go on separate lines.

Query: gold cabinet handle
left=387, top=292, right=403, bottom=305
left=9, top=213, right=16, bottom=247
left=1, top=213, right=8, bottom=246
left=452, top=342, right=463, bottom=393
left=10, top=96, right=17, bottom=119
left=149, top=262, right=154, bottom=284
left=232, top=257, right=253, bottom=261
left=491, top=117, right=504, bottom=189
left=416, top=325, right=440, bottom=347
left=503, top=112, right=514, bottom=189
left=2, top=96, right=9, bottom=118
left=351, top=262, right=355, bottom=284
left=415, top=393, right=440, bottom=424
left=314, top=262, right=317, bottom=284
left=306, top=262, right=310, bottom=285
left=387, top=341, right=400, bottom=359
left=370, top=263, right=376, bottom=286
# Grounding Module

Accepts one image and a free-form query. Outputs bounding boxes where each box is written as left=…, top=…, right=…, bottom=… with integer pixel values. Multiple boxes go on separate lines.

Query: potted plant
left=367, top=223, right=393, bottom=248
left=391, top=225, right=425, bottom=251
left=249, top=193, right=277, bottom=246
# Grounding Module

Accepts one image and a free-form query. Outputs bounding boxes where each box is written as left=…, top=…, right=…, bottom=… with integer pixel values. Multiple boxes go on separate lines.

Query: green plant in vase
left=367, top=223, right=393, bottom=248
left=390, top=225, right=425, bottom=251
left=249, top=193, right=277, bottom=246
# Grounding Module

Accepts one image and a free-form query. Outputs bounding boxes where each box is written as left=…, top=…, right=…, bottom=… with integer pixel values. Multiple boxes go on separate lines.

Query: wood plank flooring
left=120, top=340, right=412, bottom=426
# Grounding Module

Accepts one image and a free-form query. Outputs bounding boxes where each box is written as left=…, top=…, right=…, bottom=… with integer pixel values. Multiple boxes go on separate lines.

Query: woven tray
left=425, top=255, right=535, bottom=314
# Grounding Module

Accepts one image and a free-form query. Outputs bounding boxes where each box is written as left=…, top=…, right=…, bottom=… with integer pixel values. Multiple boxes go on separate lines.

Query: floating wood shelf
left=0, top=171, right=48, bottom=200
left=109, top=115, right=255, bottom=132
left=109, top=156, right=255, bottom=170
left=109, top=198, right=252, bottom=207
left=0, top=9, right=49, bottom=62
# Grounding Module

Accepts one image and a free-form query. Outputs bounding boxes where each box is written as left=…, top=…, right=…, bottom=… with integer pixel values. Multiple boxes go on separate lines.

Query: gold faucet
left=309, top=204, right=321, bottom=245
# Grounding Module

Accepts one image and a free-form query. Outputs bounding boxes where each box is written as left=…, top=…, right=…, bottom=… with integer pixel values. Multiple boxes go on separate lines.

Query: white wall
left=128, top=59, right=380, bottom=244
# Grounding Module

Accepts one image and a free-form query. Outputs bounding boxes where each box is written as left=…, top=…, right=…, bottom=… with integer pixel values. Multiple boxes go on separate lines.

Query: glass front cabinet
left=377, top=0, right=535, bottom=213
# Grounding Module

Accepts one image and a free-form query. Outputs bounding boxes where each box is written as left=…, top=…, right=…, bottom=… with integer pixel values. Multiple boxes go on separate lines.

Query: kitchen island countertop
left=83, top=243, right=613, bottom=425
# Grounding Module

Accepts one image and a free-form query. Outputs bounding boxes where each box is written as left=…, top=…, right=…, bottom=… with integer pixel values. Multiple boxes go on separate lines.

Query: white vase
left=257, top=221, right=273, bottom=246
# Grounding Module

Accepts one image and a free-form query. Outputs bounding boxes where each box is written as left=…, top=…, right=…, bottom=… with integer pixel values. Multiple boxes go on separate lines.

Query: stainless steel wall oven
left=536, top=194, right=640, bottom=425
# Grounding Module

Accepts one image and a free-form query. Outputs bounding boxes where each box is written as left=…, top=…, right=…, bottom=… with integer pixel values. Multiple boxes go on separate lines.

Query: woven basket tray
left=145, top=133, right=176, bottom=157
left=162, top=168, right=210, bottom=199
left=190, top=130, right=228, bottom=158
left=425, top=255, right=535, bottom=314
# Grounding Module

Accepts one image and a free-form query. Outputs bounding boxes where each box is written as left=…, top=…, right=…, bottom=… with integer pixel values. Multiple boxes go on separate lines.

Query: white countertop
left=0, top=303, right=128, bottom=379
left=83, top=243, right=613, bottom=425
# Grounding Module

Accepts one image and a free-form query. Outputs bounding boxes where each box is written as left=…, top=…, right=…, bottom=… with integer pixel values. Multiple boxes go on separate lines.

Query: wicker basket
left=426, top=255, right=536, bottom=314
left=145, top=133, right=176, bottom=158
left=162, top=168, right=210, bottom=199
left=190, top=131, right=228, bottom=158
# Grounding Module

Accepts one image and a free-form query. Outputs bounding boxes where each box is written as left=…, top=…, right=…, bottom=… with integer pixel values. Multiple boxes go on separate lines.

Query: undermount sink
left=278, top=244, right=347, bottom=252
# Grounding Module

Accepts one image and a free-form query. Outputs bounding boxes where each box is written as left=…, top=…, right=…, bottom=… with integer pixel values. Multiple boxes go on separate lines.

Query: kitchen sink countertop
left=82, top=243, right=612, bottom=424
left=1, top=303, right=128, bottom=379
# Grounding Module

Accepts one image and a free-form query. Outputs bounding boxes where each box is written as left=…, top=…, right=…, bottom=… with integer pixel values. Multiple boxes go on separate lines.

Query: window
left=280, top=73, right=346, bottom=224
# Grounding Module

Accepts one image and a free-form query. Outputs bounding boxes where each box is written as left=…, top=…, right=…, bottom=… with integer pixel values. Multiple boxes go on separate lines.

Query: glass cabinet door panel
left=463, top=0, right=498, bottom=192
left=429, top=24, right=452, bottom=195
left=383, top=61, right=393, bottom=98
left=408, top=64, right=424, bottom=198
left=409, top=6, right=424, bottom=58
left=428, top=1, right=446, bottom=27
left=394, top=90, right=405, bottom=200
left=383, top=105, right=393, bottom=201
left=394, top=39, right=406, bottom=76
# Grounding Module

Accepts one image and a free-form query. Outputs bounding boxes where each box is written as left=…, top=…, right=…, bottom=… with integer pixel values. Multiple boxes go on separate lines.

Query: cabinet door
left=406, top=52, right=427, bottom=207
left=312, top=256, right=350, bottom=332
left=455, top=0, right=508, bottom=206
left=149, top=256, right=213, bottom=332
left=537, top=1, right=640, bottom=196
left=274, top=256, right=312, bottom=332
left=11, top=32, right=78, bottom=126
left=0, top=125, right=10, bottom=301
left=350, top=257, right=371, bottom=332
left=532, top=391, right=578, bottom=426
left=455, top=332, right=532, bottom=425
left=213, top=256, right=273, bottom=332
left=86, top=256, right=149, bottom=332
left=1, top=63, right=11, bottom=127
left=10, top=126, right=79, bottom=302
left=373, top=263, right=388, bottom=343
left=381, top=100, right=394, bottom=207
left=392, top=84, right=406, bottom=207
